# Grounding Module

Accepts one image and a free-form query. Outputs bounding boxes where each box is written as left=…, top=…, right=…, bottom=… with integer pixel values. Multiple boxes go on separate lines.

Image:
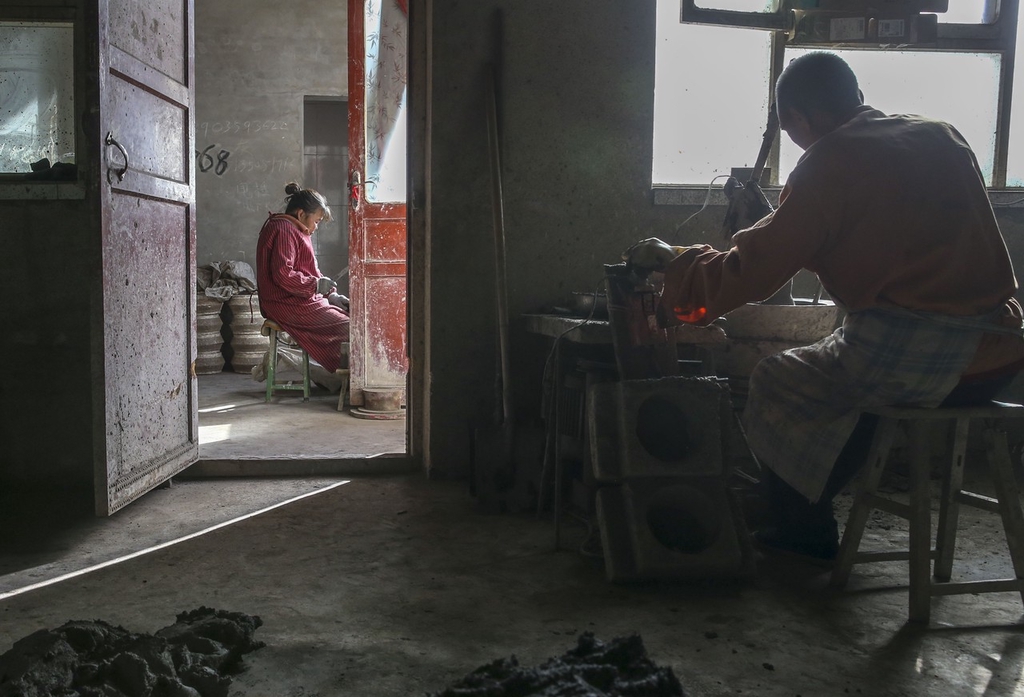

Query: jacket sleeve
left=659, top=179, right=834, bottom=325
left=270, top=230, right=319, bottom=298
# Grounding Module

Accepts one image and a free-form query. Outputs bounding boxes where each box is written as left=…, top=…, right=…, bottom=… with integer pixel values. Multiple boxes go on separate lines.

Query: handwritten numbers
left=196, top=144, right=231, bottom=176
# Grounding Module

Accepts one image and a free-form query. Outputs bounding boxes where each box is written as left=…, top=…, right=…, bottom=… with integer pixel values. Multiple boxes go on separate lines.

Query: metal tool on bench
left=721, top=104, right=797, bottom=305
left=720, top=104, right=778, bottom=241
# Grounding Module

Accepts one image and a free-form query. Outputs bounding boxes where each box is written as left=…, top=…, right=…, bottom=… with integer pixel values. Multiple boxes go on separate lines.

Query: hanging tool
left=720, top=105, right=779, bottom=240
left=471, top=62, right=516, bottom=512
left=720, top=104, right=800, bottom=305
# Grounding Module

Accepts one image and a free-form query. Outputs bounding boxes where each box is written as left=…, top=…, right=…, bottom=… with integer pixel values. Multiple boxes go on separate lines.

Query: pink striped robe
left=256, top=214, right=349, bottom=373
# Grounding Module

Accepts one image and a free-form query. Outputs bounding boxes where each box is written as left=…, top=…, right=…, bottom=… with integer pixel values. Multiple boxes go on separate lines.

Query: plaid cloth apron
left=741, top=307, right=988, bottom=503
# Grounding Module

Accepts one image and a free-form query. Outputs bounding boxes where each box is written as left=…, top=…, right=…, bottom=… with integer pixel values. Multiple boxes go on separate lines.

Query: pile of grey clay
left=429, top=632, right=685, bottom=697
left=0, top=606, right=263, bottom=697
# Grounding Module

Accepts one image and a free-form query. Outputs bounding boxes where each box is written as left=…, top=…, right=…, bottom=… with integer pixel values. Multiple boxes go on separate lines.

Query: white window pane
left=654, top=0, right=772, bottom=186
left=0, top=22, right=75, bottom=173
left=1005, top=9, right=1024, bottom=185
left=364, top=0, right=407, bottom=203
left=779, top=49, right=999, bottom=186
left=693, top=0, right=778, bottom=11
left=937, top=0, right=992, bottom=24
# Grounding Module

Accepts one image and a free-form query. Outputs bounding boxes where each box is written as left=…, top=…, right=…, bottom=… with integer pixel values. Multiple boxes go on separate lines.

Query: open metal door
left=94, top=0, right=197, bottom=515
left=347, top=0, right=409, bottom=407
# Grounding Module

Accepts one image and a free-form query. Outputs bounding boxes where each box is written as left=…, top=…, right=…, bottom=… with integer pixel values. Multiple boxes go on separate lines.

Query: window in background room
left=0, top=21, right=75, bottom=174
left=303, top=98, right=350, bottom=294
left=653, top=0, right=1024, bottom=188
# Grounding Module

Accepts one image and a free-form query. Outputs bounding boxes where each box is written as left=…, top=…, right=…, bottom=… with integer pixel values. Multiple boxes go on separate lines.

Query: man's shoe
left=752, top=527, right=838, bottom=568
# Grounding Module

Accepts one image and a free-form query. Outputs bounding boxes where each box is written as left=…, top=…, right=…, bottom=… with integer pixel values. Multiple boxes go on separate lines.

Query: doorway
left=193, top=0, right=411, bottom=468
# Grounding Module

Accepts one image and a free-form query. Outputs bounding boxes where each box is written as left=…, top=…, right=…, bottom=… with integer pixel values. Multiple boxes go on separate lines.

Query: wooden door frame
left=407, top=0, right=427, bottom=467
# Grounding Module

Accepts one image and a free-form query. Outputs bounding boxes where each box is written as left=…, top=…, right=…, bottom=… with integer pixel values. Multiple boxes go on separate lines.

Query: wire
left=992, top=197, right=1024, bottom=207
left=538, top=275, right=609, bottom=519
left=672, top=173, right=732, bottom=243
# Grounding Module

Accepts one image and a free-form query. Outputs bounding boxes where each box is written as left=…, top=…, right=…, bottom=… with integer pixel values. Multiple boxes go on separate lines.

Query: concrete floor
left=3, top=468, right=1024, bottom=695
left=3, top=376, right=1024, bottom=694
left=197, top=370, right=407, bottom=465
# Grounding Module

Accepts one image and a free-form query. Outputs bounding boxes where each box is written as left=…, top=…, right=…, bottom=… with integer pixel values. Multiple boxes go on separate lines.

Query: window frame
left=669, top=0, right=1023, bottom=188
left=0, top=4, right=84, bottom=198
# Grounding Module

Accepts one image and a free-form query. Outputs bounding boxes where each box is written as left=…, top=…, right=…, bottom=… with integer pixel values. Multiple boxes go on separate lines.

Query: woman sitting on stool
left=256, top=182, right=349, bottom=375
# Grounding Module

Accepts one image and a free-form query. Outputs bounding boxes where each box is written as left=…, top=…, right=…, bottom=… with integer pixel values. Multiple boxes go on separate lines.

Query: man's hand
left=622, top=238, right=687, bottom=274
left=328, top=292, right=350, bottom=310
left=317, top=277, right=337, bottom=296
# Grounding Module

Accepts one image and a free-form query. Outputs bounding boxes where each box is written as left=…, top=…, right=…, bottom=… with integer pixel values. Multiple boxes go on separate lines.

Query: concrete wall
left=421, top=0, right=1024, bottom=477
left=194, top=0, right=348, bottom=277
left=0, top=4, right=98, bottom=488
left=425, top=0, right=707, bottom=477
left=0, top=196, right=97, bottom=487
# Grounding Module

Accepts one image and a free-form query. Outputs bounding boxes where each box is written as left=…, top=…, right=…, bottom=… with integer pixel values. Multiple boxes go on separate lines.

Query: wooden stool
left=335, top=341, right=350, bottom=411
left=261, top=320, right=310, bottom=402
left=831, top=402, right=1024, bottom=623
left=336, top=369, right=350, bottom=411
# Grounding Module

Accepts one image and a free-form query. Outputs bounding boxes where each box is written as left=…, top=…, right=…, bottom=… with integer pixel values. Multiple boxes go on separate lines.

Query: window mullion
left=994, top=0, right=1021, bottom=187
left=768, top=33, right=786, bottom=186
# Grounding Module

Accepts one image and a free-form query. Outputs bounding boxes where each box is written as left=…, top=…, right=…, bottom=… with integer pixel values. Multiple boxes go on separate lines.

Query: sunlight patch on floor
left=199, top=424, right=232, bottom=443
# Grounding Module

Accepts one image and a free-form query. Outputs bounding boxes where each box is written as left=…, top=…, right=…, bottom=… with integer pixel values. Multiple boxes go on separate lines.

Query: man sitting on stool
left=624, top=51, right=1024, bottom=563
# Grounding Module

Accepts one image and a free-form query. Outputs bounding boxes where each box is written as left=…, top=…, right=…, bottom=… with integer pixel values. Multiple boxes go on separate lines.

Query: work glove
left=317, top=276, right=337, bottom=296
left=621, top=238, right=687, bottom=274
left=328, top=292, right=350, bottom=310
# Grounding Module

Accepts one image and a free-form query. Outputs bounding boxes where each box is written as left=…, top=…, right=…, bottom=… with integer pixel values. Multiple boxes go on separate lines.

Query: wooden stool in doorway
left=335, top=341, right=351, bottom=411
left=830, top=402, right=1024, bottom=623
left=261, top=319, right=310, bottom=402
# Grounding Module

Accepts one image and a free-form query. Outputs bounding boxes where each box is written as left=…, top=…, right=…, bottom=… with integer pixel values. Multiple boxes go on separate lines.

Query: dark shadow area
left=0, top=484, right=94, bottom=575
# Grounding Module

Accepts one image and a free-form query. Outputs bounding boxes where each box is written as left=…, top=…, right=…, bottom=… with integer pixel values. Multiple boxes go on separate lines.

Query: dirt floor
left=3, top=471, right=1024, bottom=696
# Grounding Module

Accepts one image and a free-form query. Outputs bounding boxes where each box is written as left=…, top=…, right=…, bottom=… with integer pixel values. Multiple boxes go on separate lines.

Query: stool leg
left=907, top=419, right=933, bottom=624
left=934, top=417, right=969, bottom=582
left=265, top=330, right=278, bottom=403
left=336, top=371, right=349, bottom=411
left=301, top=350, right=310, bottom=401
left=984, top=428, right=1024, bottom=607
left=831, top=416, right=898, bottom=588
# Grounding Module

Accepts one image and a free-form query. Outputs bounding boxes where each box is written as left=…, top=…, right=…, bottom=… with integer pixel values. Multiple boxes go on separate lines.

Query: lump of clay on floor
left=427, top=632, right=685, bottom=697
left=0, top=606, right=264, bottom=697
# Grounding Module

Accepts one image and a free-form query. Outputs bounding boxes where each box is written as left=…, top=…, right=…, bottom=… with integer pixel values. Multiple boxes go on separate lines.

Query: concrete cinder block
left=588, top=377, right=731, bottom=482
left=597, top=478, right=752, bottom=582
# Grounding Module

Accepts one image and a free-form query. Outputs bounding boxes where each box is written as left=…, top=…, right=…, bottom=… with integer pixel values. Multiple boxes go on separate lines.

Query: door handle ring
left=105, top=132, right=129, bottom=182
left=348, top=170, right=361, bottom=211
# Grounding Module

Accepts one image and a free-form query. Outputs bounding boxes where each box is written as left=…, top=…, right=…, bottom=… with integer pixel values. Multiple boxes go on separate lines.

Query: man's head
left=775, top=52, right=863, bottom=150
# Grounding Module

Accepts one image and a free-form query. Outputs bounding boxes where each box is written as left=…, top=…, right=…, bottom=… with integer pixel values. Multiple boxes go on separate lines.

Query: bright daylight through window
left=653, top=0, right=1024, bottom=188
left=0, top=22, right=75, bottom=174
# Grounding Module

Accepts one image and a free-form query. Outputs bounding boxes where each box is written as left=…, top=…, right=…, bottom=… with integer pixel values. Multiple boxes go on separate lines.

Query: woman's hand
left=317, top=276, right=337, bottom=296
left=328, top=292, right=350, bottom=310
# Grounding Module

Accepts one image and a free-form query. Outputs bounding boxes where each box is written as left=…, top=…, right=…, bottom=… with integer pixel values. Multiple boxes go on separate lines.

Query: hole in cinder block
left=635, top=396, right=696, bottom=462
left=645, top=485, right=721, bottom=554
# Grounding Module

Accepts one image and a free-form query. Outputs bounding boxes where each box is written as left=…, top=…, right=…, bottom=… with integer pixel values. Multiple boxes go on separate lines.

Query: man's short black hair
left=775, top=51, right=861, bottom=119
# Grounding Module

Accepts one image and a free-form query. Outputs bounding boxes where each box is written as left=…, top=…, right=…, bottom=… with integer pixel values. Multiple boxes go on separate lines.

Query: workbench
left=522, top=313, right=729, bottom=347
left=522, top=313, right=729, bottom=548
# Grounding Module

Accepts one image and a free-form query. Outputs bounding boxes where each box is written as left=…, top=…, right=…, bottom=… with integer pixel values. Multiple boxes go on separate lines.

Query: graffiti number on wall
left=197, top=145, right=231, bottom=176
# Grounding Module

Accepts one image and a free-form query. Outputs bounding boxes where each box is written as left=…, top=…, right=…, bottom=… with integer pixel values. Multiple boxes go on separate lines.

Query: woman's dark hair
left=775, top=51, right=861, bottom=120
left=283, top=182, right=333, bottom=222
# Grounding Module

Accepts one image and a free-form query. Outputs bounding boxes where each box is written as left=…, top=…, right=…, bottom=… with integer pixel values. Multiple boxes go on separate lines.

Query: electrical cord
left=538, top=274, right=611, bottom=522
left=672, top=173, right=732, bottom=243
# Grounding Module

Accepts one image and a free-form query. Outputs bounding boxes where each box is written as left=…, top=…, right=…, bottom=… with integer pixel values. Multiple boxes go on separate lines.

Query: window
left=653, top=0, right=1024, bottom=188
left=0, top=22, right=75, bottom=175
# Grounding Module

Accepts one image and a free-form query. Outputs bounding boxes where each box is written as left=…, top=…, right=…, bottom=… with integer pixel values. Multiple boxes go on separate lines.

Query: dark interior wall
left=193, top=0, right=348, bottom=272
left=0, top=3, right=96, bottom=487
left=0, top=198, right=96, bottom=486
left=425, top=0, right=712, bottom=476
